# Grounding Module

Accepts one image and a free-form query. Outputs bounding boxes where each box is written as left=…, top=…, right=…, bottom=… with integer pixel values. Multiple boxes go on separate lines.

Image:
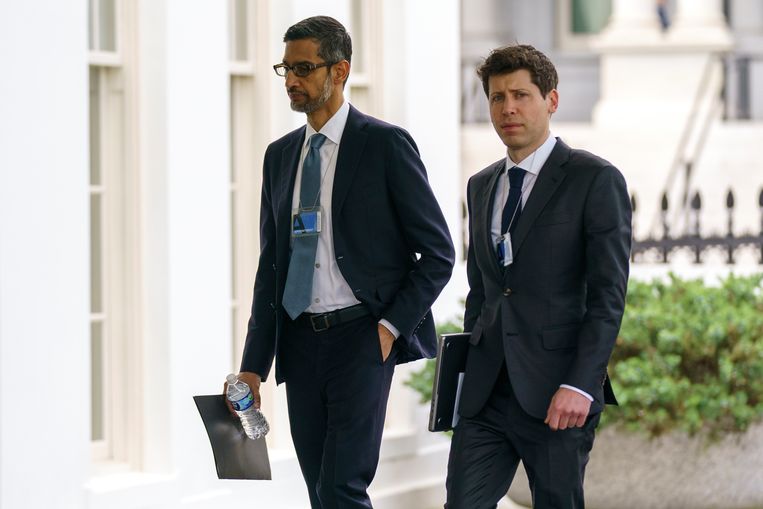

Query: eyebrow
left=491, top=88, right=530, bottom=95
left=282, top=59, right=317, bottom=65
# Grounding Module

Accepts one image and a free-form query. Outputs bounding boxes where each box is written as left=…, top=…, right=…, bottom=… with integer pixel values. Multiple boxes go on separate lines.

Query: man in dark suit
left=445, top=45, right=631, bottom=509
left=227, top=16, right=454, bottom=509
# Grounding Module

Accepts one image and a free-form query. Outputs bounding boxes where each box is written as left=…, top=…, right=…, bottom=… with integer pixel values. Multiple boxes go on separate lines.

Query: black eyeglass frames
left=273, top=61, right=335, bottom=78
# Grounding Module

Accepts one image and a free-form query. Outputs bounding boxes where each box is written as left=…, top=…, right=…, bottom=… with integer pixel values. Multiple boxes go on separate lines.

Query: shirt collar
left=506, top=132, right=557, bottom=177
left=304, top=100, right=350, bottom=147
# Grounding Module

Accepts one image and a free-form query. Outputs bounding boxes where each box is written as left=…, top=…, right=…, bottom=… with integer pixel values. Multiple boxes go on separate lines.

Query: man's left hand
left=544, top=387, right=592, bottom=431
left=378, top=323, right=395, bottom=362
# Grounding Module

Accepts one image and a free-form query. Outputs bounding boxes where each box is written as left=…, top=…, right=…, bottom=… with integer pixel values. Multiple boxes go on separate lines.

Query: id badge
left=496, top=235, right=513, bottom=266
left=291, top=207, right=322, bottom=237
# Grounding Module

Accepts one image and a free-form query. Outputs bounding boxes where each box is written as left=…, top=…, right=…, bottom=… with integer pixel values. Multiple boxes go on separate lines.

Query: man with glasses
left=228, top=15, right=454, bottom=509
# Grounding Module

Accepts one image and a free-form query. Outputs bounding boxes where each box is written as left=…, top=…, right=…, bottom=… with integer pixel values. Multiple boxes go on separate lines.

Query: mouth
left=288, top=89, right=307, bottom=101
left=500, top=123, right=522, bottom=132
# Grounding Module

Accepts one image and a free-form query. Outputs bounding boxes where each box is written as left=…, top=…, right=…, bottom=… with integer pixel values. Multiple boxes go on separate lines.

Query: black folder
left=428, top=332, right=470, bottom=432
left=193, top=394, right=272, bottom=480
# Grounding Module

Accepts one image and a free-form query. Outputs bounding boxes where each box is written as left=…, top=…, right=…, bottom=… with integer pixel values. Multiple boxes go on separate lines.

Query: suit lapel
left=332, top=105, right=368, bottom=218
left=510, top=140, right=570, bottom=257
left=475, top=161, right=504, bottom=281
left=278, top=127, right=306, bottom=250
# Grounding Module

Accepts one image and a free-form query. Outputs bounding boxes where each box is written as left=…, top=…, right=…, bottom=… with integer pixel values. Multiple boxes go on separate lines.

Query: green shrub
left=406, top=273, right=763, bottom=439
left=603, top=272, right=763, bottom=438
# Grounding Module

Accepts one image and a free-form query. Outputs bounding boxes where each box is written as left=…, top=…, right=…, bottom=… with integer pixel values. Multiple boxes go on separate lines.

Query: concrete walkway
left=499, top=496, right=529, bottom=509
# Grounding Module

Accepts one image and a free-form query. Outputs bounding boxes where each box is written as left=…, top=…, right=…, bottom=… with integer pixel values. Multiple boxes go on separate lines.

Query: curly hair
left=477, top=44, right=558, bottom=98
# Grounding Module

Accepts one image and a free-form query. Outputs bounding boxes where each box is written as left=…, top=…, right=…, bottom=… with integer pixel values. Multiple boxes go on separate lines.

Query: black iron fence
left=631, top=189, right=763, bottom=264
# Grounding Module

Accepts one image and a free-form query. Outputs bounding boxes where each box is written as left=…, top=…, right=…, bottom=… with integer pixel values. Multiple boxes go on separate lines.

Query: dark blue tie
left=282, top=133, right=326, bottom=319
left=501, top=166, right=526, bottom=234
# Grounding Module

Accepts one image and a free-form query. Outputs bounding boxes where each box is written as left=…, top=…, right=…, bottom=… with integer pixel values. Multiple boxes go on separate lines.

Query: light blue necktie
left=282, top=133, right=327, bottom=319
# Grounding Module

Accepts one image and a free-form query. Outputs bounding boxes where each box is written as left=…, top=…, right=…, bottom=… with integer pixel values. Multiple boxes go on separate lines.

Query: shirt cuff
left=560, top=384, right=593, bottom=402
left=379, top=319, right=400, bottom=339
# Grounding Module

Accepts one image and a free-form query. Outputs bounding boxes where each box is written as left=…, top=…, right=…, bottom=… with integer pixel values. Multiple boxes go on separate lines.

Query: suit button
left=503, top=288, right=512, bottom=296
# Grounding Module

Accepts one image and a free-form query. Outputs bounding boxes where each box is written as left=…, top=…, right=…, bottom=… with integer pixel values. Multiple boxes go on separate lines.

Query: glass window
left=88, top=0, right=135, bottom=465
left=571, top=0, right=612, bottom=34
left=91, top=321, right=105, bottom=441
left=90, top=194, right=103, bottom=315
left=229, top=0, right=253, bottom=64
left=89, top=70, right=101, bottom=186
left=88, top=0, right=95, bottom=51
left=98, top=0, right=117, bottom=51
left=235, top=0, right=249, bottom=61
left=89, top=69, right=106, bottom=444
left=89, top=0, right=118, bottom=52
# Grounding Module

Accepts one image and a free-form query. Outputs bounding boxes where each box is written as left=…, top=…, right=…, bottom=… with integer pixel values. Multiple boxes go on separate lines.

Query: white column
left=598, top=0, right=662, bottom=47
left=162, top=0, right=232, bottom=490
left=674, top=0, right=727, bottom=27
left=383, top=0, right=463, bottom=433
left=136, top=0, right=173, bottom=474
left=396, top=0, right=463, bottom=320
left=609, top=0, right=661, bottom=29
left=0, top=1, right=89, bottom=508
left=669, top=0, right=732, bottom=47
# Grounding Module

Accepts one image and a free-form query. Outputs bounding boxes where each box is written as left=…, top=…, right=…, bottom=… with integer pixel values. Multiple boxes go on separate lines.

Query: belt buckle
left=310, top=313, right=331, bottom=332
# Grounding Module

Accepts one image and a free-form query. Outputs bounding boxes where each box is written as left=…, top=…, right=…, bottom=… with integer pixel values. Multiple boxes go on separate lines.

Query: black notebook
left=193, top=394, right=272, bottom=480
left=428, top=332, right=470, bottom=432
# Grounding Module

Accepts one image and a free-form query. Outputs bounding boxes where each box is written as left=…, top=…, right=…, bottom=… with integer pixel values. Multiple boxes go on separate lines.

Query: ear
left=547, top=89, right=559, bottom=114
left=333, top=60, right=351, bottom=85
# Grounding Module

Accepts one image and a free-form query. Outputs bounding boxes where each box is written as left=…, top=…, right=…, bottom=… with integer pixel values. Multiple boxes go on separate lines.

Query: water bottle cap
left=226, top=373, right=237, bottom=385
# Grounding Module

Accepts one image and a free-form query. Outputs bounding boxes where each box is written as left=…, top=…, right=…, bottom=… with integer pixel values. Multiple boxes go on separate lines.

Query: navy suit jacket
left=241, top=105, right=455, bottom=383
left=459, top=139, right=631, bottom=420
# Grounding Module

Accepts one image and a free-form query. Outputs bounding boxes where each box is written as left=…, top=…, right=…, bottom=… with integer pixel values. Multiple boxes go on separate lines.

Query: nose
left=284, top=69, right=299, bottom=88
left=502, top=97, right=517, bottom=116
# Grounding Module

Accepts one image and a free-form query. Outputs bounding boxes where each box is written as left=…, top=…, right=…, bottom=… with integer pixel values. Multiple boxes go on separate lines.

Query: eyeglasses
left=273, top=61, right=334, bottom=78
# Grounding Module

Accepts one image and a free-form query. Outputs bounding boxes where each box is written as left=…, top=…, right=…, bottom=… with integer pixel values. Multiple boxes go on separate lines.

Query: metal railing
left=631, top=189, right=763, bottom=264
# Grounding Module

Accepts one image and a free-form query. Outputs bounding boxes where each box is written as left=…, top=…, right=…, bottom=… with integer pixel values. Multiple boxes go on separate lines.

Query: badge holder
left=291, top=206, right=322, bottom=237
left=496, top=235, right=513, bottom=267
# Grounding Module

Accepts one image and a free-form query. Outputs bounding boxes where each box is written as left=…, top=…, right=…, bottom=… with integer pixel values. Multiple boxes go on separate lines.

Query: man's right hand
left=223, top=371, right=262, bottom=415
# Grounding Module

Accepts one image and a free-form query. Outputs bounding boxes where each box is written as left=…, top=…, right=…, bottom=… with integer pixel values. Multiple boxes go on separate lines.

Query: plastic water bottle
left=226, top=373, right=270, bottom=440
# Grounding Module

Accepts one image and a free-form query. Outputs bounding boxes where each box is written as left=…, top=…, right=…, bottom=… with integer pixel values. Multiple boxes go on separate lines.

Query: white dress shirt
left=292, top=101, right=399, bottom=337
left=490, top=133, right=556, bottom=246
left=489, top=133, right=592, bottom=402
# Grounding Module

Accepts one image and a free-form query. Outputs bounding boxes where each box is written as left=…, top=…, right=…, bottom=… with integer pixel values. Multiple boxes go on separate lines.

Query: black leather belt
left=293, top=304, right=372, bottom=332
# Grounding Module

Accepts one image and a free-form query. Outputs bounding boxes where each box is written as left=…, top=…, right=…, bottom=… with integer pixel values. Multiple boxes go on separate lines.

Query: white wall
left=397, top=0, right=465, bottom=323
left=164, top=0, right=233, bottom=492
left=0, top=2, right=90, bottom=509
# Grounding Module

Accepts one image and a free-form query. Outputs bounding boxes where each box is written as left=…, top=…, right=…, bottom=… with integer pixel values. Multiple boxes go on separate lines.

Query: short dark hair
left=284, top=16, right=352, bottom=65
left=477, top=44, right=558, bottom=98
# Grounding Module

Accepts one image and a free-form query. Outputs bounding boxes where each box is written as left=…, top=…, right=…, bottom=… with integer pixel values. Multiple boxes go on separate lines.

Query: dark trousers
left=280, top=314, right=396, bottom=509
left=445, top=364, right=599, bottom=509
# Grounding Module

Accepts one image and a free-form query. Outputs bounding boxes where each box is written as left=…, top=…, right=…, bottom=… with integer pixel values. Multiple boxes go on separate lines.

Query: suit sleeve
left=463, top=178, right=484, bottom=332
left=239, top=148, right=278, bottom=381
left=564, top=165, right=632, bottom=396
left=380, top=128, right=455, bottom=339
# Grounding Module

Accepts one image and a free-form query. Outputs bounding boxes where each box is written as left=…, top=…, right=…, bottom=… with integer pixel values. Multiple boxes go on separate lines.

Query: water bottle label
left=232, top=391, right=254, bottom=411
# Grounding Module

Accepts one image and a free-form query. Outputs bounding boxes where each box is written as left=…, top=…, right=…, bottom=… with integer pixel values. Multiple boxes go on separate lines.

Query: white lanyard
left=297, top=137, right=340, bottom=210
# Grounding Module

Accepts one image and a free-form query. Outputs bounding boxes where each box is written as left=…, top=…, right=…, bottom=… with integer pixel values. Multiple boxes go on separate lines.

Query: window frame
left=228, top=0, right=256, bottom=76
left=348, top=0, right=382, bottom=116
left=88, top=0, right=142, bottom=469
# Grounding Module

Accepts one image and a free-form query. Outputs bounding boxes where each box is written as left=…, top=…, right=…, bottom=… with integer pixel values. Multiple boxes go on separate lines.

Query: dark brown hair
left=477, top=44, right=558, bottom=98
